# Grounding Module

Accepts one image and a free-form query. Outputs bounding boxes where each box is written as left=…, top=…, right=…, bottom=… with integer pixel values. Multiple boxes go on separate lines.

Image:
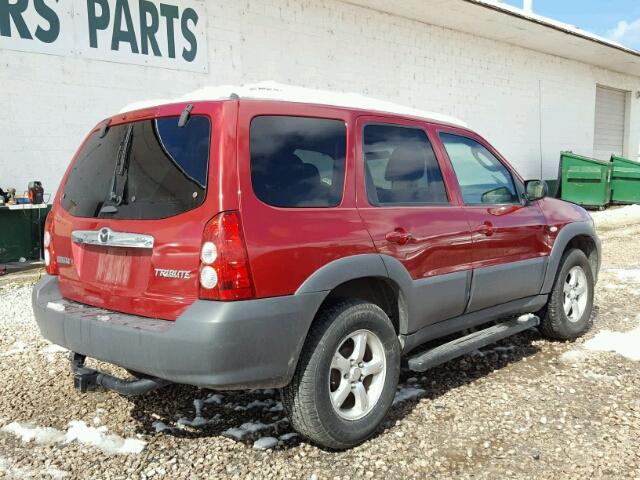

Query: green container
left=0, top=205, right=51, bottom=263
left=611, top=155, right=640, bottom=205
left=560, top=152, right=612, bottom=210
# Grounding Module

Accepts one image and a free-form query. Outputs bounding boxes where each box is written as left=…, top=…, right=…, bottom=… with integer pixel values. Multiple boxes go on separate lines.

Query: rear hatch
left=52, top=104, right=224, bottom=320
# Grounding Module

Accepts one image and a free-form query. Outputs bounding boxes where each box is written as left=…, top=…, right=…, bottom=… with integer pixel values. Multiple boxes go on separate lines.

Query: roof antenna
left=178, top=104, right=193, bottom=128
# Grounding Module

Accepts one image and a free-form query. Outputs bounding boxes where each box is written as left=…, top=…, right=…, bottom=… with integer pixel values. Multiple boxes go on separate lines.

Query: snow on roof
left=119, top=81, right=467, bottom=127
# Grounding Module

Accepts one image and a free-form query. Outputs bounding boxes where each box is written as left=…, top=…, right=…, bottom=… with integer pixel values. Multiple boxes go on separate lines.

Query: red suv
left=33, top=95, right=600, bottom=449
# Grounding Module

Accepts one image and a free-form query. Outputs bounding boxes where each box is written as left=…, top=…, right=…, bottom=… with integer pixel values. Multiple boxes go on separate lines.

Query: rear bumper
left=32, top=275, right=326, bottom=389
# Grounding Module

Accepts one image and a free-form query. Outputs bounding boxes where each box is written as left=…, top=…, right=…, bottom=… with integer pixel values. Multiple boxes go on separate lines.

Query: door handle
left=475, top=221, right=494, bottom=237
left=386, top=228, right=412, bottom=245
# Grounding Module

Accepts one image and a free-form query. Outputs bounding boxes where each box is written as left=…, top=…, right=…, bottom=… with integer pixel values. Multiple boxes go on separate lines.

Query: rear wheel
left=281, top=299, right=400, bottom=449
left=539, top=249, right=594, bottom=340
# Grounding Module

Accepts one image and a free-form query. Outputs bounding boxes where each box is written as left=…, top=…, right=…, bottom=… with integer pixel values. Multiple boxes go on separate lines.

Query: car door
left=436, top=129, right=550, bottom=313
left=355, top=116, right=473, bottom=333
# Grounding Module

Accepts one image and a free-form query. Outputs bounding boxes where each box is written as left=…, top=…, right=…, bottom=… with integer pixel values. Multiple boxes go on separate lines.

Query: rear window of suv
left=61, top=116, right=210, bottom=220
left=250, top=116, right=347, bottom=208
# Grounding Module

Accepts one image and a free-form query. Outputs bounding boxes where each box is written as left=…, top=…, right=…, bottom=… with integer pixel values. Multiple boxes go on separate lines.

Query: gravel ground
left=1, top=210, right=640, bottom=479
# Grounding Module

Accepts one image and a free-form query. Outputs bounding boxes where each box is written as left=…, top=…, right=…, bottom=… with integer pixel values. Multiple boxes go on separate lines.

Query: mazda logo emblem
left=98, top=228, right=111, bottom=244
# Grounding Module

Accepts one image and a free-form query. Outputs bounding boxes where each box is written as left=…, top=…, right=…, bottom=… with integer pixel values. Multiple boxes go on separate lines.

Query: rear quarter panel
left=236, top=101, right=376, bottom=298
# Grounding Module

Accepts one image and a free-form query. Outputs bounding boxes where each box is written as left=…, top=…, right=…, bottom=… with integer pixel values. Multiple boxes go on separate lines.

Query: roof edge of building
left=466, top=0, right=640, bottom=59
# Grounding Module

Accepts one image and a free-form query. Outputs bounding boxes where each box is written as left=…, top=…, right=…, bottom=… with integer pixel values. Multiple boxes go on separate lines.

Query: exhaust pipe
left=71, top=353, right=172, bottom=396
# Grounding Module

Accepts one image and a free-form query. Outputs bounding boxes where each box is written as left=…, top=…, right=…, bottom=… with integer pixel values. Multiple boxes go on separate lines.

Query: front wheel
left=281, top=299, right=401, bottom=450
left=539, top=248, right=594, bottom=340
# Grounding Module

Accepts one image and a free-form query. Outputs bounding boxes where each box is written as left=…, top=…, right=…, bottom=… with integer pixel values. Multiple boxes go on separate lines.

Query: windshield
left=61, top=116, right=211, bottom=220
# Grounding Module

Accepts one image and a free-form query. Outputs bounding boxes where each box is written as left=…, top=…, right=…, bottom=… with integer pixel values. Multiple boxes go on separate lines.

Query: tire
left=539, top=248, right=594, bottom=340
left=281, top=299, right=401, bottom=450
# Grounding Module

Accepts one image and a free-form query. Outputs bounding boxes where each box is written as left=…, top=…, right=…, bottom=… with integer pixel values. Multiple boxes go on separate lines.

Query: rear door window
left=363, top=124, right=448, bottom=206
left=250, top=116, right=346, bottom=208
left=61, top=116, right=210, bottom=219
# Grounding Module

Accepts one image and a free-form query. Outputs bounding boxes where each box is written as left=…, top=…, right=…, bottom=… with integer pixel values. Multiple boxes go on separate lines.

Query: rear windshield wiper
left=100, top=125, right=134, bottom=214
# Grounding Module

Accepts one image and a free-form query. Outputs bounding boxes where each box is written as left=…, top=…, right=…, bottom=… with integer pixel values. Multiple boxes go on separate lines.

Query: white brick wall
left=1, top=0, right=639, bottom=196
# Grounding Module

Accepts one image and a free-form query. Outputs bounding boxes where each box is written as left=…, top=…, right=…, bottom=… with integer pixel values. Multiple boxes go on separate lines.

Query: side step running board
left=406, top=315, right=540, bottom=373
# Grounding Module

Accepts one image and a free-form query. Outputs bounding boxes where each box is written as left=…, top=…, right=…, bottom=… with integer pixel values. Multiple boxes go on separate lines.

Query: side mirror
left=524, top=180, right=548, bottom=202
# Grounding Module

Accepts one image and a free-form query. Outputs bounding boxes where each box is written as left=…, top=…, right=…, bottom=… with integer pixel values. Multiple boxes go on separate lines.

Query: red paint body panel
left=49, top=98, right=589, bottom=322
left=353, top=116, right=473, bottom=279
left=462, top=204, right=550, bottom=267
left=432, top=125, right=550, bottom=266
left=236, top=102, right=376, bottom=298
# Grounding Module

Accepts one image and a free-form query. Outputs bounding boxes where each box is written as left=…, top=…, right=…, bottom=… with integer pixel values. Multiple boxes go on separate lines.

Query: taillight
left=44, top=214, right=59, bottom=275
left=199, top=211, right=255, bottom=301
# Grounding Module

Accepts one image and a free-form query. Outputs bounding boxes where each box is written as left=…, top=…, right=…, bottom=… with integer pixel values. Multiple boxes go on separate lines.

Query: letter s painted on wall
left=181, top=6, right=197, bottom=62
left=33, top=0, right=59, bottom=43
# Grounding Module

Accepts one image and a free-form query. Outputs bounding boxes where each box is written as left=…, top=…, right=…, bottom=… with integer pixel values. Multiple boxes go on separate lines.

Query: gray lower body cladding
left=32, top=275, right=325, bottom=389
left=401, top=294, right=548, bottom=353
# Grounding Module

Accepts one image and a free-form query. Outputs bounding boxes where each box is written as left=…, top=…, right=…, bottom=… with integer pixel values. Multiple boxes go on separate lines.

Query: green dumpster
left=560, top=152, right=612, bottom=210
left=611, top=155, right=640, bottom=205
left=0, top=204, right=51, bottom=263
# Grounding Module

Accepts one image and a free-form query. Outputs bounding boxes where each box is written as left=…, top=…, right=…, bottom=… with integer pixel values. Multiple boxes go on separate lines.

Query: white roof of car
left=119, top=82, right=467, bottom=127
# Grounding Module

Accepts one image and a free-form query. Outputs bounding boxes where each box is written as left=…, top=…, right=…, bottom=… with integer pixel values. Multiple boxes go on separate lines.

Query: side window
left=363, top=124, right=448, bottom=206
left=439, top=133, right=519, bottom=205
left=250, top=116, right=346, bottom=208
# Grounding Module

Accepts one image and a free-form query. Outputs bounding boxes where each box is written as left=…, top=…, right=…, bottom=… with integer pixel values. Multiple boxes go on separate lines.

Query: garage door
left=593, top=86, right=627, bottom=161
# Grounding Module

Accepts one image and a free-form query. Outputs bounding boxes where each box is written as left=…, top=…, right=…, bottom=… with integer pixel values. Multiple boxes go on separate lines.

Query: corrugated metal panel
left=593, top=86, right=626, bottom=161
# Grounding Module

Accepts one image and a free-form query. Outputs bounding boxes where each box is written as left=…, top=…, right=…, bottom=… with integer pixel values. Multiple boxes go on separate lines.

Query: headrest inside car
left=385, top=145, right=427, bottom=182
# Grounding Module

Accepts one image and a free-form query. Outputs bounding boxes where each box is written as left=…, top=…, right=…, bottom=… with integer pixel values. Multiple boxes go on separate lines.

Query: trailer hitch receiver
left=69, top=352, right=172, bottom=396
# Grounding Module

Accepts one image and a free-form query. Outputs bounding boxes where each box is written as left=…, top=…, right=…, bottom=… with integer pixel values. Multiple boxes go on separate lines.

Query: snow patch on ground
left=231, top=398, right=283, bottom=412
left=39, top=343, right=68, bottom=362
left=253, top=436, right=278, bottom=450
left=175, top=396, right=225, bottom=428
left=561, top=322, right=640, bottom=363
left=583, top=372, right=618, bottom=382
left=2, top=421, right=66, bottom=444
left=0, top=454, right=68, bottom=479
left=204, top=393, right=223, bottom=405
left=154, top=393, right=289, bottom=438
left=606, top=268, right=640, bottom=283
left=393, top=386, right=426, bottom=405
left=1, top=341, right=30, bottom=357
left=583, top=328, right=640, bottom=361
left=45, top=467, right=69, bottom=479
left=1, top=421, right=146, bottom=455
left=177, top=399, right=209, bottom=427
left=223, top=421, right=272, bottom=440
left=152, top=421, right=171, bottom=433
left=591, top=205, right=640, bottom=229
left=559, top=349, right=591, bottom=364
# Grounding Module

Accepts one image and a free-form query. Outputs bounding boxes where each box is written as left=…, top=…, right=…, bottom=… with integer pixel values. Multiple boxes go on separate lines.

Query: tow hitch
left=70, top=353, right=172, bottom=396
